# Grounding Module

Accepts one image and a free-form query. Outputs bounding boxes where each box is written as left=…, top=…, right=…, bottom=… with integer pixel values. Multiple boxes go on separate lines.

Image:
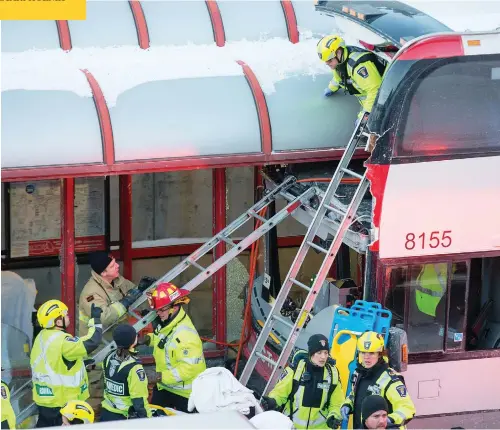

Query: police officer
left=60, top=400, right=95, bottom=425
left=341, top=332, right=415, bottom=429
left=138, top=282, right=206, bottom=412
left=1, top=379, right=16, bottom=429
left=261, top=334, right=344, bottom=429
left=317, top=35, right=386, bottom=122
left=30, top=300, right=102, bottom=427
left=100, top=324, right=151, bottom=421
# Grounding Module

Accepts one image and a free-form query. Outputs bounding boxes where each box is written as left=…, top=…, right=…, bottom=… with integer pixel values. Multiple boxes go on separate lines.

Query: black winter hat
left=113, top=324, right=137, bottom=349
left=361, top=395, right=389, bottom=423
left=308, top=334, right=330, bottom=356
left=89, top=251, right=113, bottom=275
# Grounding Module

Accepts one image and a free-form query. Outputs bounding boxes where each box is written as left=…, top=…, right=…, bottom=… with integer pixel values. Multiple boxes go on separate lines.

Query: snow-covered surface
left=2, top=36, right=332, bottom=107
left=404, top=1, right=500, bottom=32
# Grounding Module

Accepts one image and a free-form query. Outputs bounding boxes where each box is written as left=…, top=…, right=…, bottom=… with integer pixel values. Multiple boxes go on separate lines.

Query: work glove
left=84, top=359, right=96, bottom=370
left=137, top=334, right=151, bottom=347
left=340, top=405, right=351, bottom=421
left=119, top=288, right=142, bottom=309
left=386, top=416, right=399, bottom=428
left=260, top=396, right=277, bottom=411
left=324, top=88, right=335, bottom=97
left=137, top=276, right=157, bottom=292
left=90, top=303, right=103, bottom=321
left=327, top=416, right=342, bottom=429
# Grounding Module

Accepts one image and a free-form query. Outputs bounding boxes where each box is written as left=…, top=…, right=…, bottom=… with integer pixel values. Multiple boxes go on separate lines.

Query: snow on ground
left=1, top=35, right=331, bottom=107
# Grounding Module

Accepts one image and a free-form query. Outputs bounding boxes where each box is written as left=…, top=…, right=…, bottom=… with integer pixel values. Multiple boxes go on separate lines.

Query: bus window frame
left=379, top=250, right=500, bottom=364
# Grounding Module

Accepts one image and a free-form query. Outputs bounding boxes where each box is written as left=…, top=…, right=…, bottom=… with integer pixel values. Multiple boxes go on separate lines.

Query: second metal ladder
left=239, top=115, right=370, bottom=393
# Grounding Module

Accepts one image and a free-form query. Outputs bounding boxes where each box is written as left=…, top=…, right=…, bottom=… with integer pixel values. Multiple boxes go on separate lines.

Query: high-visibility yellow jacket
left=268, top=355, right=343, bottom=429
left=30, top=318, right=102, bottom=408
left=148, top=308, right=206, bottom=399
left=1, top=381, right=16, bottom=429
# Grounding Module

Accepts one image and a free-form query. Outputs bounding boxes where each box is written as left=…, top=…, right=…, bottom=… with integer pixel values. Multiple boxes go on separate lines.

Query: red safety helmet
left=147, top=282, right=190, bottom=310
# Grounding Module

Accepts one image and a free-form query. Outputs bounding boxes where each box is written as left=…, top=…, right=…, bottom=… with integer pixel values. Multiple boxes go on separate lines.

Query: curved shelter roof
left=1, top=0, right=364, bottom=182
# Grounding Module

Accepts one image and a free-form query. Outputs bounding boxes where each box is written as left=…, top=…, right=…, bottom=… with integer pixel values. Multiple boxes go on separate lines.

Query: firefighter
left=60, top=400, right=95, bottom=425
left=78, top=251, right=155, bottom=416
left=1, top=379, right=16, bottom=429
left=341, top=332, right=415, bottom=429
left=260, top=334, right=344, bottom=429
left=317, top=34, right=385, bottom=122
left=361, top=395, right=389, bottom=429
left=100, top=324, right=151, bottom=421
left=138, top=282, right=206, bottom=413
left=30, top=300, right=103, bottom=427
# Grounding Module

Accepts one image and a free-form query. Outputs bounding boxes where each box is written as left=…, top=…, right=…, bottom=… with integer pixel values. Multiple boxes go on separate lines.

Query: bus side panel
left=404, top=357, right=500, bottom=415
left=378, top=156, right=500, bottom=259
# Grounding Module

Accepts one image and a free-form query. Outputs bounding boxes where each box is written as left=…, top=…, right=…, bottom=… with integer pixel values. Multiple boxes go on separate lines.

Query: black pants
left=151, top=387, right=189, bottom=413
left=100, top=409, right=126, bottom=422
left=36, top=406, right=62, bottom=428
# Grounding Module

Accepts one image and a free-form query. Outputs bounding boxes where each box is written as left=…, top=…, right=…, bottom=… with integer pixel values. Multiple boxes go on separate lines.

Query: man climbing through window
left=260, top=334, right=344, bottom=429
left=317, top=35, right=386, bottom=124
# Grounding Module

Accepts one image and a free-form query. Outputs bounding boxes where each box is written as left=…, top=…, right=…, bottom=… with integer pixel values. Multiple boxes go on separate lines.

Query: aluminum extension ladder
left=91, top=176, right=316, bottom=363
left=238, top=114, right=370, bottom=394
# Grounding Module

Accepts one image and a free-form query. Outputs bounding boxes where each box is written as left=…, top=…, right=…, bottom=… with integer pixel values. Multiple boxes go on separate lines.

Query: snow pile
left=2, top=35, right=331, bottom=107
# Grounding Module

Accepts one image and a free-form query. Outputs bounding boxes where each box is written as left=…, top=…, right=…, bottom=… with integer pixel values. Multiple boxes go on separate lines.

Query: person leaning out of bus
left=60, top=400, right=95, bottom=426
left=30, top=300, right=103, bottom=427
left=260, top=334, right=344, bottom=429
left=101, top=324, right=151, bottom=421
left=341, top=332, right=415, bottom=429
left=1, top=378, right=16, bottom=429
left=137, top=282, right=206, bottom=413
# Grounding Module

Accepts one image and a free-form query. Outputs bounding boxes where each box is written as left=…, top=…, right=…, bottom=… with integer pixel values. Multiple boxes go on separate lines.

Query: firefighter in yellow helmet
left=260, top=334, right=344, bottom=429
left=341, top=332, right=415, bottom=429
left=137, top=282, right=206, bottom=412
left=317, top=35, right=385, bottom=121
left=31, top=300, right=103, bottom=427
left=100, top=324, right=151, bottom=421
left=60, top=400, right=95, bottom=425
left=1, top=378, right=16, bottom=429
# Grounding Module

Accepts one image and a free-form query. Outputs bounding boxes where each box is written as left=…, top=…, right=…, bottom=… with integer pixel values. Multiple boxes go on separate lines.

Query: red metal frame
left=280, top=0, right=299, bottom=44
left=60, top=178, right=76, bottom=335
left=119, top=175, right=133, bottom=280
left=205, top=0, right=226, bottom=47
left=397, top=34, right=464, bottom=61
left=81, top=69, right=115, bottom=166
left=129, top=0, right=150, bottom=49
left=55, top=21, right=72, bottom=51
left=212, top=169, right=227, bottom=346
left=237, top=60, right=272, bottom=155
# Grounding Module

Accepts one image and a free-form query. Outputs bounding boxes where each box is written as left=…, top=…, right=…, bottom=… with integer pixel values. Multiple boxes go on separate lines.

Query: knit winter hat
left=361, top=395, right=389, bottom=424
left=308, top=334, right=330, bottom=356
left=89, top=251, right=113, bottom=275
left=113, top=324, right=137, bottom=349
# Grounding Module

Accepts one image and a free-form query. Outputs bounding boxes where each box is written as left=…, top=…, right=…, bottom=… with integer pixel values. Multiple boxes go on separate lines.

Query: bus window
left=395, top=56, right=500, bottom=157
left=384, top=262, right=467, bottom=353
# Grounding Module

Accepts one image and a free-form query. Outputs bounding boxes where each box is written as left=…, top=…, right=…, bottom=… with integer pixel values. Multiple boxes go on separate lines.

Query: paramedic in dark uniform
left=260, top=334, right=344, bottom=429
left=341, top=332, right=415, bottom=429
left=100, top=324, right=151, bottom=421
left=317, top=35, right=385, bottom=123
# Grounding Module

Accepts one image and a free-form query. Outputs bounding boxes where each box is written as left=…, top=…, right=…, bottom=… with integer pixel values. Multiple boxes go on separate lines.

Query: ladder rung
left=248, top=210, right=267, bottom=223
left=324, top=203, right=345, bottom=217
left=217, top=235, right=236, bottom=247
left=307, top=240, right=328, bottom=254
left=189, top=260, right=206, bottom=272
left=272, top=314, right=295, bottom=329
left=256, top=351, right=278, bottom=367
left=361, top=132, right=370, bottom=138
left=290, top=278, right=311, bottom=292
left=341, top=167, right=363, bottom=180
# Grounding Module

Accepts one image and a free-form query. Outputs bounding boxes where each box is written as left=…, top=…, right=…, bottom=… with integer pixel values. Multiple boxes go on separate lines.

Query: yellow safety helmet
left=37, top=300, right=68, bottom=329
left=60, top=400, right=95, bottom=424
left=317, top=34, right=347, bottom=63
left=357, top=331, right=385, bottom=353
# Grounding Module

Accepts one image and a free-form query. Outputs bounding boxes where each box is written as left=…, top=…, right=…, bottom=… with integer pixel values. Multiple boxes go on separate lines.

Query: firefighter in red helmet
left=138, top=282, right=206, bottom=412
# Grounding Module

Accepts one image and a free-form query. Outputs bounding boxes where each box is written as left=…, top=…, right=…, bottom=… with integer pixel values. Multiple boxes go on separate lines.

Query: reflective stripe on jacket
left=149, top=308, right=206, bottom=399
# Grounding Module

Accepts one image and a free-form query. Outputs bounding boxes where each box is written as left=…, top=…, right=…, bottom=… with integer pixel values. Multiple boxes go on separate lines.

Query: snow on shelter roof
left=1, top=0, right=369, bottom=179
